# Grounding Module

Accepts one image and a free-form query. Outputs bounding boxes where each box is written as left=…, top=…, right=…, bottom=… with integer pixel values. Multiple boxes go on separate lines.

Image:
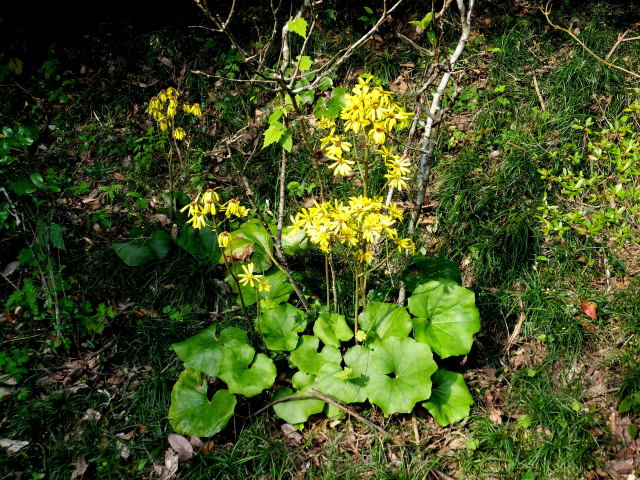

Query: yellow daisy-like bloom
left=180, top=194, right=201, bottom=216
left=325, top=137, right=352, bottom=158
left=173, top=127, right=186, bottom=140
left=316, top=117, right=335, bottom=130
left=238, top=263, right=263, bottom=288
left=384, top=169, right=409, bottom=191
left=375, top=145, right=396, bottom=160
left=186, top=208, right=206, bottom=230
left=327, top=156, right=355, bottom=177
left=223, top=199, right=249, bottom=218
left=257, top=279, right=271, bottom=292
left=218, top=231, right=231, bottom=248
left=189, top=103, right=202, bottom=117
left=201, top=188, right=219, bottom=215
left=368, top=122, right=388, bottom=145
left=386, top=203, right=404, bottom=221
left=385, top=156, right=412, bottom=176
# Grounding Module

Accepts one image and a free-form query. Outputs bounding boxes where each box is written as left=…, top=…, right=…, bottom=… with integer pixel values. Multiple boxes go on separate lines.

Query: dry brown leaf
left=189, top=436, right=203, bottom=449
left=168, top=433, right=193, bottom=461
left=159, top=57, right=174, bottom=68
left=281, top=424, right=303, bottom=445
left=389, top=74, right=408, bottom=94
left=0, top=438, right=29, bottom=454
left=81, top=408, right=101, bottom=421
left=70, top=456, right=88, bottom=479
left=2, top=261, right=19, bottom=277
left=581, top=300, right=598, bottom=320
left=199, top=441, right=214, bottom=456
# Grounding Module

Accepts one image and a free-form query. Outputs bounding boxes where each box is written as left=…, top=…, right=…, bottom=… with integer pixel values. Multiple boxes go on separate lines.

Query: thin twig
left=605, top=29, right=640, bottom=61
left=253, top=390, right=387, bottom=436
left=276, top=148, right=287, bottom=253
left=532, top=74, right=546, bottom=111
left=291, top=0, right=406, bottom=94
left=397, top=32, right=434, bottom=56
left=541, top=3, right=640, bottom=80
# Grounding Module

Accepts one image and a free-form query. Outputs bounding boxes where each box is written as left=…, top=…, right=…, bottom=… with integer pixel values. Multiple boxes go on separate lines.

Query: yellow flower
left=316, top=117, right=335, bottom=129
left=223, top=199, right=249, bottom=218
left=201, top=188, right=218, bottom=215
left=180, top=194, right=201, bottom=216
left=257, top=279, right=271, bottom=292
left=368, top=122, right=388, bottom=145
left=190, top=103, right=202, bottom=117
left=325, top=137, right=352, bottom=158
left=376, top=145, right=396, bottom=160
left=385, top=156, right=412, bottom=176
left=384, top=169, right=409, bottom=191
left=216, top=232, right=230, bottom=249
left=173, top=127, right=186, bottom=140
left=186, top=208, right=206, bottom=230
left=238, top=263, right=263, bottom=288
left=327, top=156, right=355, bottom=177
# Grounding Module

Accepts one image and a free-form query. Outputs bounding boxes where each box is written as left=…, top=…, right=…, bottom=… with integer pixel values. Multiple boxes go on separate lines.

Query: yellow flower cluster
left=146, top=87, right=202, bottom=140
left=291, top=195, right=415, bottom=263
left=316, top=77, right=413, bottom=191
left=340, top=76, right=412, bottom=142
left=181, top=189, right=249, bottom=229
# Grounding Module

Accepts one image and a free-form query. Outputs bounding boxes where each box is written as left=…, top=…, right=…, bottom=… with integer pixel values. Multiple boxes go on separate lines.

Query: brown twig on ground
left=532, top=74, right=546, bottom=111
left=253, top=390, right=387, bottom=436
left=541, top=3, right=640, bottom=80
left=605, top=29, right=640, bottom=61
left=504, top=297, right=526, bottom=351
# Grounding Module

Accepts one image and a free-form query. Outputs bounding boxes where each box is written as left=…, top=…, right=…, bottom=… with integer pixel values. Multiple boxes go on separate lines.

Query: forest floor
left=2, top=1, right=640, bottom=479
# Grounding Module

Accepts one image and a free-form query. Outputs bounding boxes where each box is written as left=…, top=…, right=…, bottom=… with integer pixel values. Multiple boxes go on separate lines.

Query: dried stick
left=291, top=0, right=406, bottom=94
left=253, top=389, right=387, bottom=436
left=409, top=0, right=475, bottom=237
left=237, top=172, right=310, bottom=312
left=541, top=3, right=640, bottom=80
left=276, top=149, right=287, bottom=254
left=532, top=74, right=546, bottom=111
left=396, top=0, right=474, bottom=306
left=605, top=29, right=640, bottom=61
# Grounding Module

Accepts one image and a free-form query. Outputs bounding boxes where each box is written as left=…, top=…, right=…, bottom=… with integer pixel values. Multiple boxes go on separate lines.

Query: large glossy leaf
left=359, top=302, right=412, bottom=345
left=176, top=225, right=219, bottom=262
left=290, top=335, right=341, bottom=374
left=172, top=326, right=247, bottom=378
left=272, top=387, right=324, bottom=424
left=218, top=344, right=276, bottom=398
left=238, top=219, right=274, bottom=259
left=281, top=226, right=309, bottom=255
left=112, top=230, right=171, bottom=266
left=235, top=268, right=293, bottom=307
left=402, top=256, right=462, bottom=292
left=313, top=310, right=353, bottom=347
left=407, top=280, right=480, bottom=358
left=314, top=361, right=368, bottom=404
left=422, top=369, right=473, bottom=426
left=256, top=303, right=306, bottom=351
left=168, top=370, right=236, bottom=437
left=364, top=337, right=437, bottom=416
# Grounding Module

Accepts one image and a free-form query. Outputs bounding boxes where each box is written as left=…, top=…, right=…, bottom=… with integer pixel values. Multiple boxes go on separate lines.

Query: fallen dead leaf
left=81, top=408, right=101, bottom=421
left=2, top=261, right=19, bottom=277
left=281, top=423, right=303, bottom=446
left=168, top=433, right=193, bottom=461
left=581, top=300, right=598, bottom=320
left=0, top=438, right=29, bottom=454
left=190, top=436, right=203, bottom=450
left=117, top=440, right=130, bottom=460
left=199, top=441, right=214, bottom=456
left=389, top=74, right=409, bottom=94
left=70, top=456, right=88, bottom=479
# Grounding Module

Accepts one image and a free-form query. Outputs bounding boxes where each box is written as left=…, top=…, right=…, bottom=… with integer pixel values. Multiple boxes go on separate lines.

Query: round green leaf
left=365, top=337, right=437, bottom=416
left=234, top=268, right=293, bottom=307
left=218, top=344, right=277, bottom=398
left=407, top=280, right=480, bottom=358
left=172, top=326, right=248, bottom=378
left=422, top=369, right=473, bottom=426
left=290, top=335, right=341, bottom=374
left=169, top=370, right=236, bottom=437
left=281, top=226, right=309, bottom=255
left=256, top=303, right=306, bottom=351
left=314, top=361, right=368, bottom=404
left=313, top=310, right=353, bottom=347
left=359, top=302, right=412, bottom=345
left=272, top=387, right=324, bottom=424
